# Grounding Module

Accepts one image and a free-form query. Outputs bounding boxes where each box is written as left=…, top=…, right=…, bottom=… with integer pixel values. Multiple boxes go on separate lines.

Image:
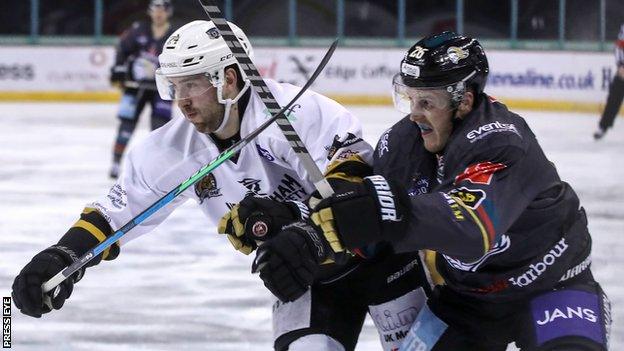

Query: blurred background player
left=108, top=0, right=176, bottom=178
left=594, top=24, right=624, bottom=140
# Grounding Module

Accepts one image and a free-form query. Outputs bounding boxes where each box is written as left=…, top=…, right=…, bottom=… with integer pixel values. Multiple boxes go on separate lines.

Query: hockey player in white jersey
left=11, top=20, right=430, bottom=351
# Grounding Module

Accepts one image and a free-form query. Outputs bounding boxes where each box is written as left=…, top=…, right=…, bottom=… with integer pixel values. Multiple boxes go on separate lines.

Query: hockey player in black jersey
left=108, top=0, right=176, bottom=178
left=594, top=24, right=624, bottom=140
left=255, top=32, right=612, bottom=350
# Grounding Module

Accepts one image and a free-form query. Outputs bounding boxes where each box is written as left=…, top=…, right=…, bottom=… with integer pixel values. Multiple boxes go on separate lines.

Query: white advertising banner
left=0, top=46, right=114, bottom=92
left=252, top=47, right=616, bottom=104
left=0, top=45, right=616, bottom=107
left=252, top=47, right=403, bottom=96
left=486, top=50, right=614, bottom=103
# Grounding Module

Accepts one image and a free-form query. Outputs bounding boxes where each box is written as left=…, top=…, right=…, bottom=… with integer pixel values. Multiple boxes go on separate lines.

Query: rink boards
left=0, top=45, right=621, bottom=114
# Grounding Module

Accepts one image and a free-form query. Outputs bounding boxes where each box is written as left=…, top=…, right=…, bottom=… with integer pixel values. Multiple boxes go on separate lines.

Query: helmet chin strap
left=211, top=77, right=252, bottom=135
left=212, top=97, right=235, bottom=135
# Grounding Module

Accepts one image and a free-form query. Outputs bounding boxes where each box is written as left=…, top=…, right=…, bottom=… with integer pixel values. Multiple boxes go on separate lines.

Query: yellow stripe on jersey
left=424, top=250, right=445, bottom=286
left=449, top=195, right=490, bottom=254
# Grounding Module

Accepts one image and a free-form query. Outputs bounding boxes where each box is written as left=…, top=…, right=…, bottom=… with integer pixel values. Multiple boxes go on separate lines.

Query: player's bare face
left=178, top=89, right=225, bottom=134
left=407, top=90, right=454, bottom=153
left=149, top=6, right=169, bottom=27
left=172, top=76, right=224, bottom=134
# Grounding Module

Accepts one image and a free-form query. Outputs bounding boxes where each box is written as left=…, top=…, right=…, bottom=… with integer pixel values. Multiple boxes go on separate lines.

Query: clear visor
left=392, top=74, right=453, bottom=114
left=155, top=71, right=215, bottom=101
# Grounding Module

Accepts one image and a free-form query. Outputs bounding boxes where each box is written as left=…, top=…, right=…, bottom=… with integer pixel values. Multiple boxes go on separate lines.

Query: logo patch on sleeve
left=256, top=144, right=275, bottom=162
left=327, top=133, right=362, bottom=160
left=447, top=187, right=486, bottom=209
left=195, top=173, right=222, bottom=203
left=530, top=289, right=607, bottom=347
left=454, top=162, right=506, bottom=185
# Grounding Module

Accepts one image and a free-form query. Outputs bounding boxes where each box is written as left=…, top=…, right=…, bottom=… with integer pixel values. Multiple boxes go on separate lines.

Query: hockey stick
left=198, top=0, right=334, bottom=199
left=41, top=39, right=338, bottom=295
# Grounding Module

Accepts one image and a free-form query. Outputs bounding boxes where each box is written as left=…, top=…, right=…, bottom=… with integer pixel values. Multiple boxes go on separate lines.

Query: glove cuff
left=363, top=175, right=411, bottom=242
left=331, top=175, right=409, bottom=249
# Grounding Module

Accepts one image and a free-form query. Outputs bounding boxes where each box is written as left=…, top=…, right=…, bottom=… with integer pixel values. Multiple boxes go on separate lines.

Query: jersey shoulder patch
left=454, top=162, right=507, bottom=185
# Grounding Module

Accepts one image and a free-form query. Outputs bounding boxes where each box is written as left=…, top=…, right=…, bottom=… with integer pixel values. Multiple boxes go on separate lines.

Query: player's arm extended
left=311, top=144, right=552, bottom=263
left=12, top=136, right=189, bottom=318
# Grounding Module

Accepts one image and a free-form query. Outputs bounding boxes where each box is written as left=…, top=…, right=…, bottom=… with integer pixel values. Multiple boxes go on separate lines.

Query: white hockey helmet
left=155, top=20, right=253, bottom=133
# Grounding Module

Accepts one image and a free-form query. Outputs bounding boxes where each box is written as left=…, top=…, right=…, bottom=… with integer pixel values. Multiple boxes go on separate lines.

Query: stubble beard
left=199, top=103, right=226, bottom=134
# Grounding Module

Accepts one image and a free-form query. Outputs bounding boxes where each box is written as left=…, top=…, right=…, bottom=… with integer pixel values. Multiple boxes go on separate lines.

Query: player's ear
left=223, top=66, right=240, bottom=97
left=224, top=67, right=238, bottom=86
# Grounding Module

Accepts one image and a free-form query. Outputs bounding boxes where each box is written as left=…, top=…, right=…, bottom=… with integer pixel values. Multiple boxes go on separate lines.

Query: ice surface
left=0, top=103, right=621, bottom=350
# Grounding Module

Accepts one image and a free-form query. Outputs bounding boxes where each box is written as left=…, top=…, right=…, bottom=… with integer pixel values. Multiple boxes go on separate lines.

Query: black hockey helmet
left=394, top=31, right=489, bottom=107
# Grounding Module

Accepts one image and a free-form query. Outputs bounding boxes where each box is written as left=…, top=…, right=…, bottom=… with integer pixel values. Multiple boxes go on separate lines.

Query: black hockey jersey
left=374, top=96, right=592, bottom=301
left=113, top=21, right=175, bottom=84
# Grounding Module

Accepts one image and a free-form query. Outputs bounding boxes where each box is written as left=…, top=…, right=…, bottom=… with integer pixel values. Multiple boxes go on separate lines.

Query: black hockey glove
left=12, top=245, right=84, bottom=318
left=251, top=221, right=334, bottom=302
left=312, top=175, right=410, bottom=251
left=218, top=196, right=310, bottom=255
left=109, top=65, right=127, bottom=87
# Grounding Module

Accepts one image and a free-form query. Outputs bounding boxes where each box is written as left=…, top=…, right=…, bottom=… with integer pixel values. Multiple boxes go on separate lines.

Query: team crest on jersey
left=447, top=187, right=486, bottom=209
left=195, top=173, right=222, bottom=203
left=256, top=144, right=275, bottom=162
left=326, top=133, right=362, bottom=160
left=455, top=162, right=506, bottom=185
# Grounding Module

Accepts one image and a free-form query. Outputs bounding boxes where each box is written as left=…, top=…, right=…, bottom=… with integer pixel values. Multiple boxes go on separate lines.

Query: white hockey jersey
left=92, top=79, right=373, bottom=244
